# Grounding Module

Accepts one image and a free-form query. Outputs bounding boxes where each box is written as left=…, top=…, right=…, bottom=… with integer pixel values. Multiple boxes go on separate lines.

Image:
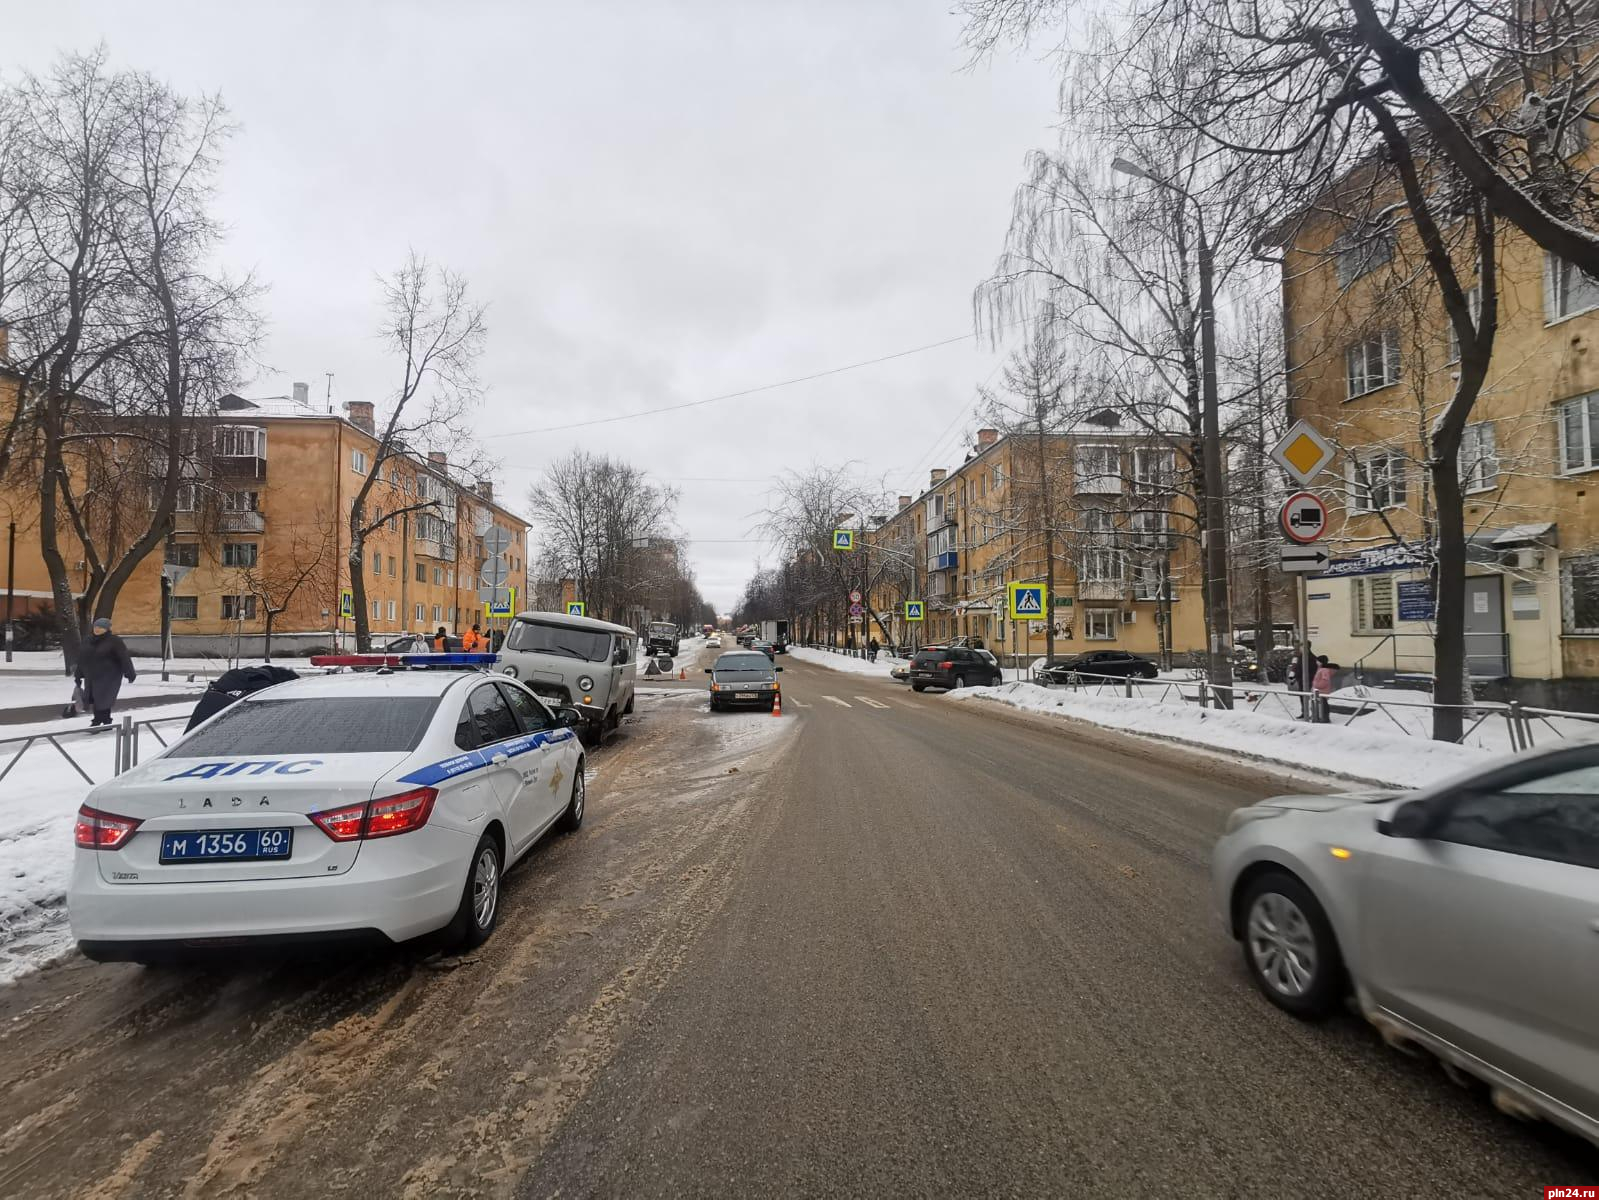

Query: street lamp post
left=1111, top=156, right=1234, bottom=703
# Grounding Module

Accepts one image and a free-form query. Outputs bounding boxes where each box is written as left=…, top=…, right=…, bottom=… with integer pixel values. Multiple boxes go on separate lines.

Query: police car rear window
left=177, top=697, right=441, bottom=756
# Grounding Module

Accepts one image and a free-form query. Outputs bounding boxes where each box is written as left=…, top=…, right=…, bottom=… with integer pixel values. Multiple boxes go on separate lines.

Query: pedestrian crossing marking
left=823, top=696, right=853, bottom=707
left=855, top=696, right=890, bottom=709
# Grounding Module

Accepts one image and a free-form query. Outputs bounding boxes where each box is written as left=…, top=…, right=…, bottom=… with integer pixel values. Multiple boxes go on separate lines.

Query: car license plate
left=159, top=829, right=293, bottom=863
left=736, top=689, right=756, bottom=696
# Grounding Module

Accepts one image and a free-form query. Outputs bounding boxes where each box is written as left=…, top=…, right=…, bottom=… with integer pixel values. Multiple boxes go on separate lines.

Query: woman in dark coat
left=76, top=617, right=137, bottom=727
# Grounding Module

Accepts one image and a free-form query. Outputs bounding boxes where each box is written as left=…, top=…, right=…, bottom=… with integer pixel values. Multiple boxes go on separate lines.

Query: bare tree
left=239, top=514, right=338, bottom=661
left=348, top=252, right=488, bottom=650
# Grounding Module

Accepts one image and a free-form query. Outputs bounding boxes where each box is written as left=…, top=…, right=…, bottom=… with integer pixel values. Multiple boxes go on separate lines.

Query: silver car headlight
left=500, top=665, right=518, bottom=678
left=1224, top=806, right=1287, bottom=835
left=577, top=675, right=595, bottom=692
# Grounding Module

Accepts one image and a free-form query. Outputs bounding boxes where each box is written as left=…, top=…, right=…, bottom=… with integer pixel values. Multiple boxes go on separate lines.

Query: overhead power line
left=496, top=327, right=1007, bottom=438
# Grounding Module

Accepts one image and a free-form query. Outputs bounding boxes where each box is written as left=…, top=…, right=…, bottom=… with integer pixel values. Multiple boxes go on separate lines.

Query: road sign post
left=1008, top=582, right=1045, bottom=621
left=904, top=600, right=924, bottom=622
left=1279, top=491, right=1328, bottom=544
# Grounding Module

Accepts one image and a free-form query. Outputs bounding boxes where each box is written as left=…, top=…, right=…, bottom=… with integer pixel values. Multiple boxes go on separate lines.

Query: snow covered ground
left=1, top=650, right=262, bottom=678
left=787, top=645, right=1038, bottom=683
left=637, top=636, right=706, bottom=679
left=0, top=673, right=204, bottom=713
left=0, top=702, right=194, bottom=984
left=947, top=681, right=1496, bottom=789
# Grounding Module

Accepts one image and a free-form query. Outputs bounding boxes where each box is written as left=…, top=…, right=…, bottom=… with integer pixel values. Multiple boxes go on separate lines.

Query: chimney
left=344, top=400, right=375, bottom=435
left=897, top=495, right=911, bottom=510
left=292, top=380, right=309, bottom=409
left=427, top=451, right=447, bottom=467
left=930, top=468, right=946, bottom=487
left=475, top=479, right=493, bottom=502
left=976, top=427, right=999, bottom=448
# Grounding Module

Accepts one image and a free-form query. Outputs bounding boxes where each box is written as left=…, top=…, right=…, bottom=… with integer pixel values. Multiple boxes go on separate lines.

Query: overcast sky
left=7, top=2, right=1059, bottom=610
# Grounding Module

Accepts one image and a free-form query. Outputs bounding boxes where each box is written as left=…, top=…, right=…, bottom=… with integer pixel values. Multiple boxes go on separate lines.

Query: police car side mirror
left=556, top=707, right=583, bottom=728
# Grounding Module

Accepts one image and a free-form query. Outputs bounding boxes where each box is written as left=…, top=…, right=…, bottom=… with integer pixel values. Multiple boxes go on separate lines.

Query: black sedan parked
left=1036, top=650, right=1159, bottom=684
left=705, top=650, right=783, bottom=711
left=908, top=646, right=1003, bottom=692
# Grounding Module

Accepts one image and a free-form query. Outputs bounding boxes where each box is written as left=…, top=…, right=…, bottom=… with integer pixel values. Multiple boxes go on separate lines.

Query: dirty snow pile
left=784, top=646, right=900, bottom=678
left=946, top=681, right=1494, bottom=789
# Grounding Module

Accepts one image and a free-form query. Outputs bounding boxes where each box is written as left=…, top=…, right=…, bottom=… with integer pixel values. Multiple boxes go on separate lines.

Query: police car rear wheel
left=447, top=834, right=502, bottom=949
left=558, top=764, right=586, bottom=833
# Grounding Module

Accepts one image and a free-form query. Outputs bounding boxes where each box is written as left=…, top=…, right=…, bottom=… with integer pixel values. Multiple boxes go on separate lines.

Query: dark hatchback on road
left=705, top=651, right=782, bottom=711
left=1036, top=650, right=1159, bottom=684
left=908, top=646, right=1002, bottom=692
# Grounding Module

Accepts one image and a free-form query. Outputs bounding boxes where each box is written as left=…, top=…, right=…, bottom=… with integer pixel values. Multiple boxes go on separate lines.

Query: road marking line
left=790, top=700, right=812, bottom=708
left=854, top=696, right=890, bottom=709
left=823, top=696, right=853, bottom=708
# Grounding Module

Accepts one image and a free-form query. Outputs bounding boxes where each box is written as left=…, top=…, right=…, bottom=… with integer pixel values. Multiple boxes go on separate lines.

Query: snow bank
left=947, top=682, right=1492, bottom=789
left=785, top=646, right=898, bottom=678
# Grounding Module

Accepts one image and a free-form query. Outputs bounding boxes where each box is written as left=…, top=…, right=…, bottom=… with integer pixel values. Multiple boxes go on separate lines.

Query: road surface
left=0, top=648, right=1592, bottom=1197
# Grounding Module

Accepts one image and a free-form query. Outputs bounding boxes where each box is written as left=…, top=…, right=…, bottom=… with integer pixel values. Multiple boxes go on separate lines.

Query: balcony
left=218, top=510, right=266, bottom=533
left=1078, top=579, right=1125, bottom=602
left=213, top=453, right=268, bottom=480
left=929, top=550, right=959, bottom=571
left=415, top=531, right=458, bottom=560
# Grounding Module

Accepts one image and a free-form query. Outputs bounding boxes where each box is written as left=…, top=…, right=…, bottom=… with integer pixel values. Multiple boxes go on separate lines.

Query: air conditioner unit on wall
left=1121, top=610, right=1136, bottom=624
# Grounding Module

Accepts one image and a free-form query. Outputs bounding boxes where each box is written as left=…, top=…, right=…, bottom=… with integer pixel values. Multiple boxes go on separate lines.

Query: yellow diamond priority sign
left=1269, top=420, right=1336, bottom=487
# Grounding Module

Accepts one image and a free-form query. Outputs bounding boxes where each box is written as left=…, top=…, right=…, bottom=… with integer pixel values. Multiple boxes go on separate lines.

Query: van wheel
left=623, top=693, right=634, bottom=716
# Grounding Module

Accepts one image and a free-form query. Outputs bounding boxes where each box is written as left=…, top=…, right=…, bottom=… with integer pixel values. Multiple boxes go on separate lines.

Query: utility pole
left=1036, top=391, right=1056, bottom=669
left=3, top=519, right=14, bottom=663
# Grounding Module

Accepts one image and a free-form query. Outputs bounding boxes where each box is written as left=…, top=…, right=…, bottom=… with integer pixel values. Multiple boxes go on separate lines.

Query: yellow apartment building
left=0, top=380, right=529, bottom=656
left=865, top=425, right=1209, bottom=663
left=1281, top=163, right=1599, bottom=706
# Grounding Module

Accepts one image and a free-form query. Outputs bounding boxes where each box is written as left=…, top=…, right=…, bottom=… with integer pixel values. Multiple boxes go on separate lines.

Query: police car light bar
left=309, top=653, right=499, bottom=670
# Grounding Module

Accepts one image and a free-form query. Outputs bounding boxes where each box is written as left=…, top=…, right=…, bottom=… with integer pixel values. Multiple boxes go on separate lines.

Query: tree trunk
left=1431, top=460, right=1468, bottom=742
left=264, top=610, right=276, bottom=662
left=349, top=526, right=371, bottom=652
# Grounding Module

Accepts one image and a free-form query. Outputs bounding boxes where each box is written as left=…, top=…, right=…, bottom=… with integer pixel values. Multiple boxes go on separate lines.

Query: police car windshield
left=177, top=697, right=441, bottom=756
left=506, top=620, right=611, bottom=662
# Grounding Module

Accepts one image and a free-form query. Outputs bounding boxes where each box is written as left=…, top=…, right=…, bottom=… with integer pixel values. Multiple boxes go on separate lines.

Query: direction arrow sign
left=904, top=600, right=924, bottom=622
left=483, top=526, right=513, bottom=557
left=1269, top=420, right=1336, bottom=487
left=1279, top=544, right=1332, bottom=573
left=1279, top=491, right=1328, bottom=544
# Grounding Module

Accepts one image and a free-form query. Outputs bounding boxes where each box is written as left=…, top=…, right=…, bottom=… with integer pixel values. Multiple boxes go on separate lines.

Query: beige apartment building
left=1281, top=166, right=1599, bottom=705
left=0, top=380, right=529, bottom=656
left=865, top=425, right=1210, bottom=663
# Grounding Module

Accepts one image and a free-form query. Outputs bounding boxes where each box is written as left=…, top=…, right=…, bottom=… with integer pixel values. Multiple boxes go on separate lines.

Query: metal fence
left=0, top=712, right=193, bottom=788
left=1021, top=666, right=1599, bottom=752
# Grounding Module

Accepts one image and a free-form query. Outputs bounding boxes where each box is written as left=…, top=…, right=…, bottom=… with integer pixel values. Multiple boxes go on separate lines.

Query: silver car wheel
left=572, top=771, right=585, bottom=821
left=1247, top=891, right=1317, bottom=997
left=473, top=846, right=499, bottom=929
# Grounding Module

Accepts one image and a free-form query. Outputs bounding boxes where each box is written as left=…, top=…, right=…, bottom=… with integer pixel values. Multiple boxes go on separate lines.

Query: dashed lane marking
left=789, top=700, right=812, bottom=708
left=823, top=696, right=853, bottom=708
left=854, top=696, right=890, bottom=709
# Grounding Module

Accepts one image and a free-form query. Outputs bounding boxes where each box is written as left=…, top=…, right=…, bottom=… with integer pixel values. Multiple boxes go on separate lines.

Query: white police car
left=68, top=654, right=587, bottom=963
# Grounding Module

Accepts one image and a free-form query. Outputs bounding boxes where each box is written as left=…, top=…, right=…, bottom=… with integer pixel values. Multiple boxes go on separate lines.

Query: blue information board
left=1397, top=581, right=1435, bottom=622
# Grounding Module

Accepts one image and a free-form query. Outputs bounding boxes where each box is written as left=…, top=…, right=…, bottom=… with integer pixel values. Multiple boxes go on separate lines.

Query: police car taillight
left=74, top=805, right=142, bottom=849
left=309, top=787, right=438, bottom=841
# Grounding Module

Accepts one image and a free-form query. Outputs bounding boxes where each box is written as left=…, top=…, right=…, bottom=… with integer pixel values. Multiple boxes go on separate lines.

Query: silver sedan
left=1212, top=743, right=1599, bottom=1150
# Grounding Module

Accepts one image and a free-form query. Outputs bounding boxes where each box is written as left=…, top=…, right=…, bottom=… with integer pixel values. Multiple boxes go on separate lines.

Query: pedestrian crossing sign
left=904, top=600, right=924, bottom=622
left=833, top=529, right=854, bottom=551
left=486, top=587, right=517, bottom=619
left=567, top=601, right=585, bottom=617
left=339, top=589, right=353, bottom=619
left=1009, top=582, right=1046, bottom=620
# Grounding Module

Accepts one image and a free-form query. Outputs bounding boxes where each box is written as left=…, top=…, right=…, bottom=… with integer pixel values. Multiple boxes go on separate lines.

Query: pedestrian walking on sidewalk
left=75, top=617, right=136, bottom=729
left=1311, top=655, right=1338, bottom=723
left=867, top=637, right=879, bottom=664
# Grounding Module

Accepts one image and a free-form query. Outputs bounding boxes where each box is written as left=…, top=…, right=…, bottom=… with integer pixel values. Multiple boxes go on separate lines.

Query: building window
left=1546, top=253, right=1599, bottom=322
left=222, top=542, right=258, bottom=568
left=1347, top=448, right=1408, bottom=512
left=1131, top=562, right=1174, bottom=601
left=170, top=595, right=198, bottom=621
left=163, top=483, right=202, bottom=513
left=221, top=594, right=257, bottom=621
left=1352, top=576, right=1395, bottom=632
left=1074, top=445, right=1121, bottom=494
left=164, top=542, right=199, bottom=568
left=215, top=425, right=264, bottom=457
left=222, top=490, right=259, bottom=512
left=434, top=565, right=443, bottom=585
left=1129, top=508, right=1170, bottom=549
left=1445, top=286, right=1482, bottom=364
left=415, top=602, right=425, bottom=623
left=1080, top=508, right=1124, bottom=585
left=1345, top=331, right=1401, bottom=399
left=1559, top=392, right=1599, bottom=474
left=388, top=555, right=396, bottom=577
left=1084, top=608, right=1117, bottom=640
left=1334, top=222, right=1394, bottom=287
left=416, top=562, right=426, bottom=583
left=386, top=600, right=396, bottom=621
left=372, top=599, right=380, bottom=619
left=1562, top=555, right=1599, bottom=634
left=370, top=550, right=381, bottom=576
left=447, top=569, right=454, bottom=586
left=1459, top=422, right=1499, bottom=494
left=1131, top=447, right=1175, bottom=492
left=352, top=449, right=368, bottom=474
left=432, top=604, right=442, bottom=623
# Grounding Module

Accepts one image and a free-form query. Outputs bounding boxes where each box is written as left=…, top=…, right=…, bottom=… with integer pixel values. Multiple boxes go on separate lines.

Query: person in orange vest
left=463, top=623, right=483, bottom=652
left=432, top=625, right=449, bottom=651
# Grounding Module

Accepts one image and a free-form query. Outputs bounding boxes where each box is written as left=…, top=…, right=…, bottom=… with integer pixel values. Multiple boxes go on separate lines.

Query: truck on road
left=759, top=619, right=789, bottom=651
left=646, top=621, right=681, bottom=657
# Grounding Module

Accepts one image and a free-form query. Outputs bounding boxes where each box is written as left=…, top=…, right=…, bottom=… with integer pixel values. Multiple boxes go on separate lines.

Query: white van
left=495, top=610, right=637, bottom=743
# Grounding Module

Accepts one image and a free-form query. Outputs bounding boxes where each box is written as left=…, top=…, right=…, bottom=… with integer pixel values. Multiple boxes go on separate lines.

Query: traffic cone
left=678, top=667, right=686, bottom=680
left=771, top=690, right=782, bottom=716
